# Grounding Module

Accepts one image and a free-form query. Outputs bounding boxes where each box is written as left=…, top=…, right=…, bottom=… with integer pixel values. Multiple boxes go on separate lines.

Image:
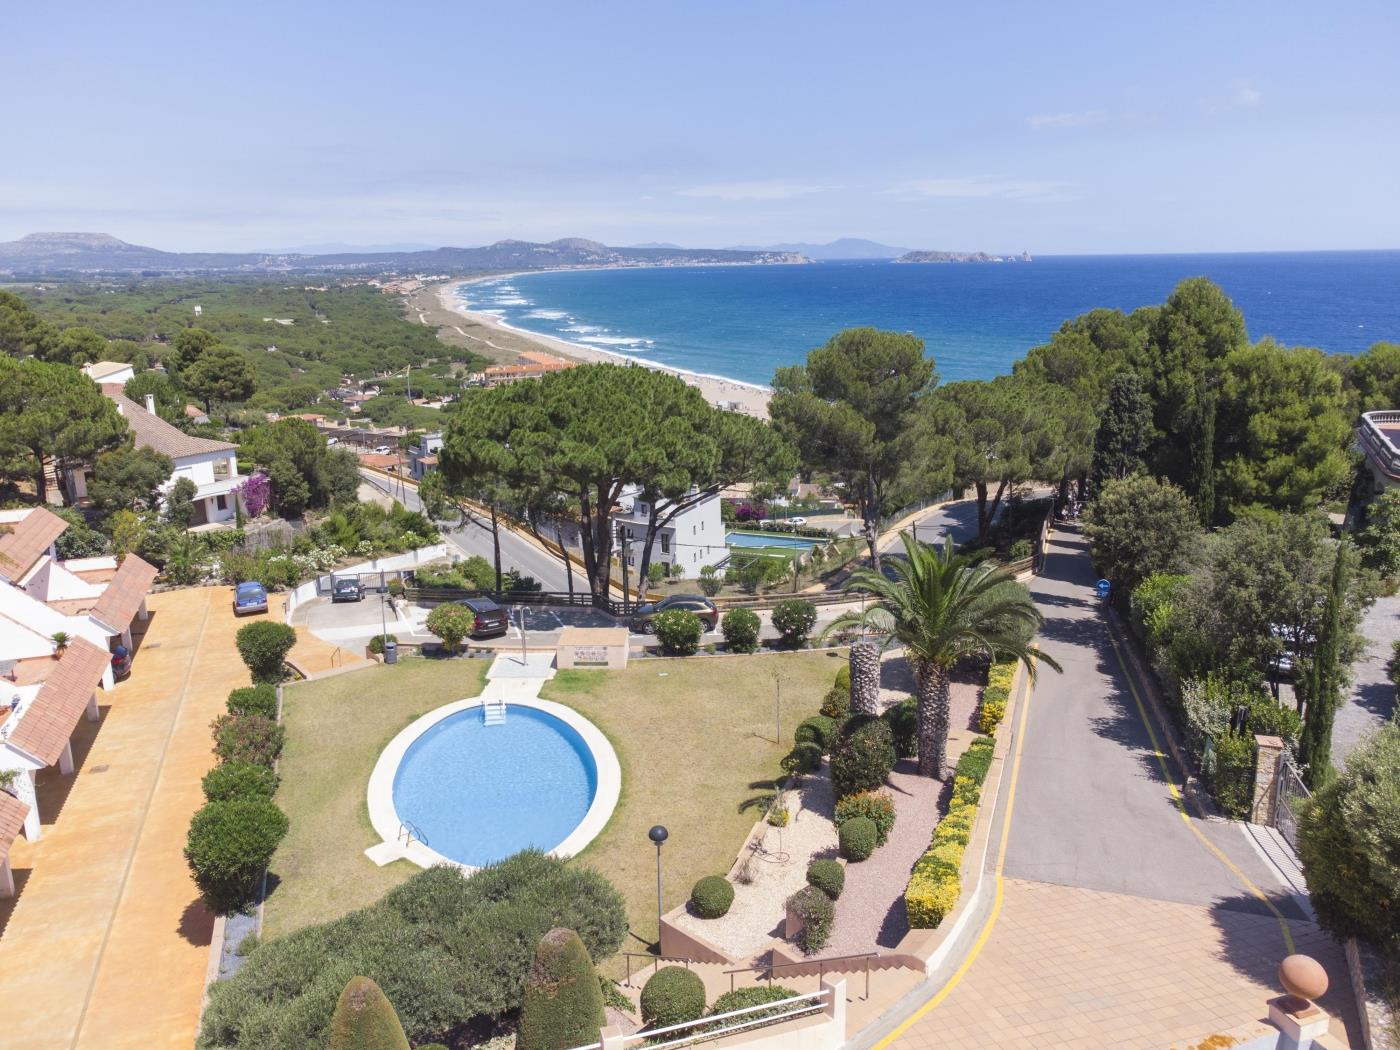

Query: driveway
left=1332, top=592, right=1398, bottom=767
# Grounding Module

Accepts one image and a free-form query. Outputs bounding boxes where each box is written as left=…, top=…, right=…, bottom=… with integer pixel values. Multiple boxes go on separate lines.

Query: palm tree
left=825, top=534, right=1059, bottom=778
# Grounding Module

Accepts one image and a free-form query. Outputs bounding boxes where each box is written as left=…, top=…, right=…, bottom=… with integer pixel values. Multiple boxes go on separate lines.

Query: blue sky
left=4, top=2, right=1398, bottom=253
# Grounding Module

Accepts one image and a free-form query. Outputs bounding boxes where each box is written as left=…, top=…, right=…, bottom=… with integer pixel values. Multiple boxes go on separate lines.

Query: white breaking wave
left=580, top=336, right=647, bottom=346
left=493, top=297, right=530, bottom=306
left=561, top=324, right=603, bottom=333
left=525, top=309, right=569, bottom=320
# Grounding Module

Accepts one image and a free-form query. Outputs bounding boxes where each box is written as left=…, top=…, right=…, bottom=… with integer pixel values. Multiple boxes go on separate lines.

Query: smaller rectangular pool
left=726, top=531, right=820, bottom=550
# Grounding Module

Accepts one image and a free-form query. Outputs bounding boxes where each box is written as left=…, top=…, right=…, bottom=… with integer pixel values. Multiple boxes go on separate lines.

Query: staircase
left=482, top=695, right=507, bottom=725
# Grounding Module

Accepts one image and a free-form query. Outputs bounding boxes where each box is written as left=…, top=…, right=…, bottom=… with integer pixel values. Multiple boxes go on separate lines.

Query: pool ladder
left=483, top=696, right=507, bottom=726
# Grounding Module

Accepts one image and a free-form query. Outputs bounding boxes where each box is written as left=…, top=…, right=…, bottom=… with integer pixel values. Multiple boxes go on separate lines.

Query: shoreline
left=436, top=273, right=774, bottom=418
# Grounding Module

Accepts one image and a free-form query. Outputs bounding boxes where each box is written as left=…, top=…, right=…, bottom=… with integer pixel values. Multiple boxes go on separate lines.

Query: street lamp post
left=648, top=825, right=668, bottom=937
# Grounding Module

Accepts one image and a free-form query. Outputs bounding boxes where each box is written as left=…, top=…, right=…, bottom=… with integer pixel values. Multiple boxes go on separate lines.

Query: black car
left=460, top=596, right=509, bottom=638
left=332, top=577, right=364, bottom=603
left=630, top=594, right=719, bottom=633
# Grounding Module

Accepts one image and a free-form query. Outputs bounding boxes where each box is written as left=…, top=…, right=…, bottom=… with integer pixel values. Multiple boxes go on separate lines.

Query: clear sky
left=5, top=1, right=1398, bottom=254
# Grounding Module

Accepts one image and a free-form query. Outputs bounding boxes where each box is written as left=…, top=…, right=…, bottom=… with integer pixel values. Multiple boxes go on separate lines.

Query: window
left=692, top=524, right=697, bottom=535
left=661, top=534, right=671, bottom=554
left=216, top=495, right=228, bottom=511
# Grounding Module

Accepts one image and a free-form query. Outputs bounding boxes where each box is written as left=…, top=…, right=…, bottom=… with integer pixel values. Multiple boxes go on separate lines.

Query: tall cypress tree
left=1298, top=540, right=1356, bottom=789
left=1089, top=371, right=1153, bottom=495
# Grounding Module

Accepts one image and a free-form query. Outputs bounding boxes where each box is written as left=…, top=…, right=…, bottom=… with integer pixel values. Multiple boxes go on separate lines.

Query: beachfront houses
left=479, top=351, right=575, bottom=387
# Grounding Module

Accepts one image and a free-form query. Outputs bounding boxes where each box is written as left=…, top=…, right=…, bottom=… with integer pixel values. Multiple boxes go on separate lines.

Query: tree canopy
left=88, top=444, right=174, bottom=515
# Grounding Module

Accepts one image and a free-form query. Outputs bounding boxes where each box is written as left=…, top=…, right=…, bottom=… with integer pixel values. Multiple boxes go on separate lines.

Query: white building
left=68, top=392, right=245, bottom=527
left=408, top=432, right=443, bottom=481
left=612, top=489, right=727, bottom=579
left=81, top=360, right=136, bottom=386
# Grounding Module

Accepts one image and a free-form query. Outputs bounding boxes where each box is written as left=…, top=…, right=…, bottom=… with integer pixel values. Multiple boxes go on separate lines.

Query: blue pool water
left=726, top=531, right=819, bottom=550
left=392, top=705, right=597, bottom=867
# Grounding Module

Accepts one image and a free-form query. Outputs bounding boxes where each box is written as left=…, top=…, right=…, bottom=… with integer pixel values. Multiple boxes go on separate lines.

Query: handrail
left=329, top=646, right=342, bottom=668
left=613, top=989, right=828, bottom=1050
left=620, top=951, right=692, bottom=987
left=397, top=819, right=428, bottom=847
left=721, top=951, right=877, bottom=997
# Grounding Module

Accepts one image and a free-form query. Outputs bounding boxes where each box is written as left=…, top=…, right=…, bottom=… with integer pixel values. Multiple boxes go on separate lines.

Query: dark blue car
left=233, top=581, right=269, bottom=616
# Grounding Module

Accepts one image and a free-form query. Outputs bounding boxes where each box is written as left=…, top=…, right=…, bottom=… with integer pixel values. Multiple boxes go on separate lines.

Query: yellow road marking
left=1103, top=616, right=1295, bottom=954
left=871, top=649, right=1036, bottom=1048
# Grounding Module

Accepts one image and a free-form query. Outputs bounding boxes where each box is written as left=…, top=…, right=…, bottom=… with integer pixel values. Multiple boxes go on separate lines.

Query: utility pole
left=617, top=525, right=631, bottom=614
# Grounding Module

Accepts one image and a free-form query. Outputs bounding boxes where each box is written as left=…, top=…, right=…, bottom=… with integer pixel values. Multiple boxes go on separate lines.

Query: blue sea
left=458, top=253, right=1400, bottom=388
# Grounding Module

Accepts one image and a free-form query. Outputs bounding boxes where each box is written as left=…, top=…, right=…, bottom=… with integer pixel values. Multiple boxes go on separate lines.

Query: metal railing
left=1359, top=412, right=1400, bottom=479
left=620, top=951, right=693, bottom=988
left=721, top=951, right=877, bottom=998
left=397, top=819, right=428, bottom=847
left=1273, top=754, right=1310, bottom=853
left=567, top=987, right=830, bottom=1050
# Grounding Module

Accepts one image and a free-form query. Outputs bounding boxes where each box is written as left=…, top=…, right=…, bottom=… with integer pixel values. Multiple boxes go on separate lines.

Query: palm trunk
left=849, top=640, right=881, bottom=715
left=916, top=661, right=951, bottom=778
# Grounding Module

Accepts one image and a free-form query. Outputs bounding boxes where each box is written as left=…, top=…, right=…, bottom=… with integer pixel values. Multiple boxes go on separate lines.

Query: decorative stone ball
left=1279, top=954, right=1328, bottom=1001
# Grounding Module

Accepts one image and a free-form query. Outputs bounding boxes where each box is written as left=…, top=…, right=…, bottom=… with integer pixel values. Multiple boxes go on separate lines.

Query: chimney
left=144, top=393, right=156, bottom=414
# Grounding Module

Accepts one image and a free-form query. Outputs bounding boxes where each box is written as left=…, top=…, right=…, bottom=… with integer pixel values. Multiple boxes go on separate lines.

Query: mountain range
left=0, top=232, right=807, bottom=277
left=727, top=238, right=912, bottom=259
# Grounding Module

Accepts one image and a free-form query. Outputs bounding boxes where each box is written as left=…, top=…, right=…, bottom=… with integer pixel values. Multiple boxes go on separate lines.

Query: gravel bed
left=670, top=766, right=837, bottom=961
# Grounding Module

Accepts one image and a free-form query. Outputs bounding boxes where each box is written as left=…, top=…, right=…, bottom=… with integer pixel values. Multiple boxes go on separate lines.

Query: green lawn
left=262, top=650, right=841, bottom=963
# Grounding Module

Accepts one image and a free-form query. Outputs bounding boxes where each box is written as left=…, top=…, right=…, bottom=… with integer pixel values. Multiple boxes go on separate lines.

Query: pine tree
left=327, top=976, right=410, bottom=1050
left=1089, top=371, right=1153, bottom=494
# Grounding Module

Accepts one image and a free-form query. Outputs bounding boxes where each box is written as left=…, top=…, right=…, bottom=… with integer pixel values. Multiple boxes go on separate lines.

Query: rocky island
left=894, top=249, right=1032, bottom=263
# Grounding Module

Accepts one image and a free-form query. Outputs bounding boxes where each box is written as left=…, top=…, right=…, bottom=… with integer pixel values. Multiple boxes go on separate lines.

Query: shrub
left=235, top=620, right=297, bottom=683
left=689, top=876, right=734, bottom=919
left=516, top=928, right=604, bottom=1050
left=794, top=714, right=838, bottom=752
left=367, top=633, right=397, bottom=655
left=1008, top=538, right=1033, bottom=561
left=653, top=608, right=704, bottom=656
left=327, top=976, right=410, bottom=1050
left=819, top=684, right=850, bottom=720
left=882, top=697, right=918, bottom=758
left=640, top=966, right=706, bottom=1029
left=835, top=790, right=896, bottom=846
left=1206, top=731, right=1256, bottom=819
left=829, top=717, right=896, bottom=800
left=1297, top=724, right=1400, bottom=949
left=834, top=664, right=850, bottom=691
left=806, top=858, right=844, bottom=900
left=766, top=805, right=789, bottom=827
left=697, top=566, right=722, bottom=597
left=905, top=736, right=996, bottom=928
left=721, top=608, right=761, bottom=653
left=839, top=816, right=877, bottom=861
left=425, top=603, right=474, bottom=650
left=781, top=741, right=822, bottom=775
left=705, top=986, right=800, bottom=1030
left=202, top=761, right=279, bottom=803
left=978, top=659, right=1017, bottom=734
left=227, top=683, right=278, bottom=720
left=770, top=599, right=817, bottom=647
left=199, top=852, right=628, bottom=1049
left=785, top=885, right=834, bottom=955
left=211, top=713, right=285, bottom=768
left=184, top=796, right=289, bottom=914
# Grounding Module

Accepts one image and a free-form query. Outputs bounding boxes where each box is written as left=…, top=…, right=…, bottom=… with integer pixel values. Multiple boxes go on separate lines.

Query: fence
left=1272, top=754, right=1310, bottom=853
left=283, top=544, right=450, bottom=619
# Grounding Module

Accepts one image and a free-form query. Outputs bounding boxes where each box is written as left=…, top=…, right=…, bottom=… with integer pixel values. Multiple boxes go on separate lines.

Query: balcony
left=1359, top=411, right=1400, bottom=481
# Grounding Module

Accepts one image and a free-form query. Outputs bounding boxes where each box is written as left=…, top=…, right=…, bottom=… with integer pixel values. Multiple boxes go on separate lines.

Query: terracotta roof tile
left=107, top=393, right=235, bottom=460
left=7, top=638, right=108, bottom=767
left=89, top=555, right=157, bottom=633
left=0, top=791, right=28, bottom=858
left=0, top=508, right=68, bottom=583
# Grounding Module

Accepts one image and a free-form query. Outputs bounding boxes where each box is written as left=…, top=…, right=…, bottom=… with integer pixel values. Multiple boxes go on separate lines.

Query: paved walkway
left=0, top=586, right=252, bottom=1049
left=879, top=527, right=1361, bottom=1049
left=1332, top=593, right=1398, bottom=767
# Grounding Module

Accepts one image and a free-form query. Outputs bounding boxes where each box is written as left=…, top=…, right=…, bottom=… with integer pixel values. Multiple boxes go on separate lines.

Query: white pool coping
left=365, top=694, right=621, bottom=872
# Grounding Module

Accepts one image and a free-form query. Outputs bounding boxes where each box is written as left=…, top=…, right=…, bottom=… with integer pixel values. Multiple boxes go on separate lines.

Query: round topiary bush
left=829, top=717, right=896, bottom=800
left=770, top=599, right=817, bottom=648
left=327, top=975, right=410, bottom=1050
left=835, top=789, right=896, bottom=846
left=367, top=633, right=397, bottom=656
left=806, top=858, right=845, bottom=900
left=184, top=796, right=289, bottom=914
left=425, top=603, right=474, bottom=651
left=834, top=664, right=850, bottom=691
left=794, top=714, right=838, bottom=752
left=838, top=816, right=878, bottom=861
left=882, top=697, right=918, bottom=759
left=226, top=683, right=278, bottom=720
left=235, top=620, right=297, bottom=683
left=781, top=741, right=822, bottom=775
left=211, top=713, right=285, bottom=767
left=820, top=684, right=851, bottom=720
left=201, top=760, right=279, bottom=803
left=640, top=965, right=706, bottom=1028
left=653, top=609, right=704, bottom=656
left=720, top=608, right=761, bottom=654
left=785, top=885, right=835, bottom=955
left=689, top=875, right=735, bottom=919
left=516, top=927, right=605, bottom=1050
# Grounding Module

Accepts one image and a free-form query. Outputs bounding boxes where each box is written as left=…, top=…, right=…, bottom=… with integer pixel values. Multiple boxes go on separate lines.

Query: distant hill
left=627, top=241, right=684, bottom=249
left=0, top=232, right=809, bottom=277
left=269, top=240, right=440, bottom=254
left=729, top=238, right=911, bottom=260
left=894, top=249, right=1033, bottom=264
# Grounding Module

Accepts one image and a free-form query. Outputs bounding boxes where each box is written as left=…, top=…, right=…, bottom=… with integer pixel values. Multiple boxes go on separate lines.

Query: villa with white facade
left=612, top=489, right=728, bottom=579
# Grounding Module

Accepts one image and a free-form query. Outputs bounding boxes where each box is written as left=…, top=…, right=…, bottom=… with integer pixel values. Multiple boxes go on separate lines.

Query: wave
left=525, top=309, right=569, bottom=320
left=579, top=336, right=648, bottom=346
left=493, top=296, right=530, bottom=306
left=560, top=324, right=603, bottom=334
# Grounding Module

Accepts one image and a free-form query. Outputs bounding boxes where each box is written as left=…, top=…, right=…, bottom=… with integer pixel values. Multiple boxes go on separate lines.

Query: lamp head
left=648, top=824, right=669, bottom=845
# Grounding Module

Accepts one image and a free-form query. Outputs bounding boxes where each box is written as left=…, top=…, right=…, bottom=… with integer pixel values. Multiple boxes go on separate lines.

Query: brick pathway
left=0, top=587, right=253, bottom=1049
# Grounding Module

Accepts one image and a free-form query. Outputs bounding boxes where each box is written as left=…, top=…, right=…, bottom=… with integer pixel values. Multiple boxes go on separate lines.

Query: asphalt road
left=1002, top=525, right=1297, bottom=914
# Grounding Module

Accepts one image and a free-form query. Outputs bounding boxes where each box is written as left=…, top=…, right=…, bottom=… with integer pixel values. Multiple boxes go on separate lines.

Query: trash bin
left=383, top=639, right=398, bottom=665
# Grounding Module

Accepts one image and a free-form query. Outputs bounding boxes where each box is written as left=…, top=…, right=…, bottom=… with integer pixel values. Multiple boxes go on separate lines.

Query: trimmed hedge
left=785, top=885, right=834, bottom=955
left=834, top=790, right=895, bottom=846
left=806, top=858, right=845, bottom=900
left=653, top=609, right=704, bottom=656
left=882, top=697, right=918, bottom=758
left=794, top=714, right=838, bottom=752
left=781, top=741, right=822, bottom=775
left=838, top=816, right=877, bottom=861
left=211, top=713, right=285, bottom=768
left=640, top=966, right=706, bottom=1029
left=199, top=852, right=628, bottom=1049
left=689, top=876, right=735, bottom=919
left=829, top=716, right=896, bottom=800
left=326, top=976, right=409, bottom=1050
left=905, top=737, right=995, bottom=928
left=819, top=684, right=851, bottom=720
left=202, top=761, right=279, bottom=803
left=227, top=684, right=278, bottom=720
left=720, top=608, right=762, bottom=653
left=516, top=927, right=604, bottom=1050
left=184, top=796, right=289, bottom=914
left=834, top=665, right=850, bottom=691
left=705, top=986, right=800, bottom=1031
left=235, top=620, right=297, bottom=683
left=978, top=659, right=1016, bottom=734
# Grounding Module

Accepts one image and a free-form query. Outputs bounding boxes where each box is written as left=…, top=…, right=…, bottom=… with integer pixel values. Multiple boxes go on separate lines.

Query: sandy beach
left=434, top=276, right=773, bottom=418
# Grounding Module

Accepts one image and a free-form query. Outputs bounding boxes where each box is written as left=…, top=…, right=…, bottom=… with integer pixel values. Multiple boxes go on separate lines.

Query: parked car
left=459, top=596, right=509, bottom=638
left=787, top=516, right=808, bottom=527
left=332, top=577, right=363, bottom=603
left=630, top=594, right=719, bottom=634
left=110, top=644, right=132, bottom=682
left=233, top=581, right=269, bottom=616
left=326, top=437, right=339, bottom=446
left=372, top=445, right=393, bottom=455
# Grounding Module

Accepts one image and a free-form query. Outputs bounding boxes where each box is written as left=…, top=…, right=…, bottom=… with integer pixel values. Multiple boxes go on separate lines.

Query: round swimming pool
left=388, top=703, right=606, bottom=868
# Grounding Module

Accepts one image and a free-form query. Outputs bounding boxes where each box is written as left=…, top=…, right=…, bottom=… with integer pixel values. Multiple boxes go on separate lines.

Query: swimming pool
left=725, top=531, right=820, bottom=550
left=372, top=699, right=620, bottom=870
